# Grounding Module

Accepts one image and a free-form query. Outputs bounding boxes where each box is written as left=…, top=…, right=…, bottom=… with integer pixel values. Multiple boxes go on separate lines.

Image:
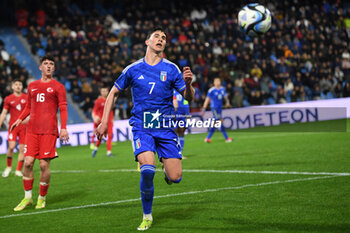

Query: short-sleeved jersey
left=207, top=86, right=227, bottom=109
left=93, top=96, right=113, bottom=123
left=4, top=93, right=27, bottom=126
left=114, top=58, right=186, bottom=128
left=173, top=89, right=189, bottom=115
left=26, top=79, right=67, bottom=136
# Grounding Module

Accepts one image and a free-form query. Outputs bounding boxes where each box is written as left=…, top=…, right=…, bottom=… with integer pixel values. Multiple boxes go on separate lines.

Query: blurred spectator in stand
left=232, top=89, right=243, bottom=107
left=343, top=83, right=350, bottom=97
left=277, top=87, right=287, bottom=103
left=81, top=80, right=93, bottom=98
left=15, top=8, right=29, bottom=28
left=80, top=96, right=94, bottom=119
left=35, top=9, right=46, bottom=27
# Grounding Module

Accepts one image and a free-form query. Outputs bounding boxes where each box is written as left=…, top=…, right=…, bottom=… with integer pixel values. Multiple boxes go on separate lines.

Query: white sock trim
left=143, top=214, right=153, bottom=221
left=24, top=190, right=32, bottom=199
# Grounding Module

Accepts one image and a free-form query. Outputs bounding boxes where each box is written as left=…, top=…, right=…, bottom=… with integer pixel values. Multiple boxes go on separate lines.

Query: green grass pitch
left=0, top=119, right=349, bottom=232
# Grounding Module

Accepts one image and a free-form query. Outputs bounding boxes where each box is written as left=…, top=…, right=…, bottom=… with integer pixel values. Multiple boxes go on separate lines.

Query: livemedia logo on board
left=143, top=109, right=221, bottom=129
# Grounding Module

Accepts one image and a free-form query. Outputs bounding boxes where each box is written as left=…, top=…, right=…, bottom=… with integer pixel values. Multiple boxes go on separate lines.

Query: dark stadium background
left=0, top=0, right=349, bottom=124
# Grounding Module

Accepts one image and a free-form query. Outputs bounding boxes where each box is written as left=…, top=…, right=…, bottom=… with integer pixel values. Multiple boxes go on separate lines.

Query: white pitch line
left=181, top=169, right=350, bottom=176
left=50, top=169, right=350, bottom=176
left=0, top=175, right=342, bottom=219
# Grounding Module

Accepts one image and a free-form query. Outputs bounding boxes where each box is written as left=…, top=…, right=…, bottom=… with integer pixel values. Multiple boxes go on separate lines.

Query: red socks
left=39, top=183, right=50, bottom=196
left=7, top=157, right=12, bottom=167
left=107, top=136, right=112, bottom=151
left=23, top=177, right=34, bottom=191
left=23, top=178, right=50, bottom=197
left=16, top=160, right=24, bottom=171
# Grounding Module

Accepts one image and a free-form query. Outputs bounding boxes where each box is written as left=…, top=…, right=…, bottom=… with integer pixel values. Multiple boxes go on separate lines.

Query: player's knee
left=39, top=163, right=49, bottom=172
left=168, top=172, right=182, bottom=183
left=24, top=161, right=34, bottom=170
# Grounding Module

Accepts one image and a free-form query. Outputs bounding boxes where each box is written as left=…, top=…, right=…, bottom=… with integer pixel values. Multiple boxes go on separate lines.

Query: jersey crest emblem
left=160, top=71, right=167, bottom=81
left=135, top=138, right=141, bottom=149
left=21, top=99, right=26, bottom=104
left=47, top=87, right=54, bottom=93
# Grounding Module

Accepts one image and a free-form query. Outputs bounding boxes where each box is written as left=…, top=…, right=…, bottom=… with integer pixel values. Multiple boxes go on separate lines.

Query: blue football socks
left=140, top=164, right=155, bottom=214
left=207, top=127, right=215, bottom=139
left=220, top=125, right=228, bottom=139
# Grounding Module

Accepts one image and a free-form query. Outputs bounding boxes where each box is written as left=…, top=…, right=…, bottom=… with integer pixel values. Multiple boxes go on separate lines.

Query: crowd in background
left=0, top=39, right=31, bottom=111
left=4, top=0, right=350, bottom=119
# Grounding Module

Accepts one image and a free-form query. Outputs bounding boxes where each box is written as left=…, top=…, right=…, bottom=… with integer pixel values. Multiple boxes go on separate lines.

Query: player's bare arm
left=181, top=66, right=195, bottom=102
left=10, top=119, right=22, bottom=132
left=201, top=97, right=210, bottom=117
left=92, top=112, right=100, bottom=124
left=224, top=96, right=231, bottom=108
left=173, top=98, right=179, bottom=112
left=0, top=108, right=9, bottom=127
left=96, top=86, right=120, bottom=140
left=21, top=116, right=30, bottom=124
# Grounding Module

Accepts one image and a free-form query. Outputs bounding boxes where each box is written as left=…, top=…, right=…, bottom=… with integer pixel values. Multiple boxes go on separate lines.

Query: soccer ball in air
left=238, top=3, right=271, bottom=37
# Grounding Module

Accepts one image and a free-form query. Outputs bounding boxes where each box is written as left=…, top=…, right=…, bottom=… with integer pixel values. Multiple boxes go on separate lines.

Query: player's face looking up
left=146, top=30, right=166, bottom=53
left=214, top=78, right=221, bottom=88
left=12, top=81, right=23, bottom=93
left=40, top=60, right=55, bottom=77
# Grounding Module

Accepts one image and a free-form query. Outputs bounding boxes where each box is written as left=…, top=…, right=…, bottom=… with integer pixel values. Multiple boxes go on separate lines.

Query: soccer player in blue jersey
left=96, top=27, right=194, bottom=231
left=173, top=89, right=190, bottom=157
left=201, top=77, right=232, bottom=143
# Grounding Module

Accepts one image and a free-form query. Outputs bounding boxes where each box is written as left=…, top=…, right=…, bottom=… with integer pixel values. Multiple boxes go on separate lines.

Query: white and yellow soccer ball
left=238, top=3, right=271, bottom=37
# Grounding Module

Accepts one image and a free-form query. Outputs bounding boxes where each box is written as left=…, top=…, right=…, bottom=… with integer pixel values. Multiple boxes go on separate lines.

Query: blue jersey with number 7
left=114, top=57, right=186, bottom=128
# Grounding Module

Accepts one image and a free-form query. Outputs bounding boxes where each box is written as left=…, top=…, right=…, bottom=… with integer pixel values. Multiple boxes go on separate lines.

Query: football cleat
left=14, top=198, right=33, bottom=211
left=204, top=138, right=211, bottom=143
left=225, top=137, right=233, bottom=143
left=107, top=153, right=115, bottom=157
left=137, top=218, right=152, bottom=231
left=137, top=163, right=141, bottom=172
left=2, top=167, right=12, bottom=178
left=15, top=170, right=23, bottom=177
left=92, top=149, right=97, bottom=158
left=35, top=198, right=46, bottom=209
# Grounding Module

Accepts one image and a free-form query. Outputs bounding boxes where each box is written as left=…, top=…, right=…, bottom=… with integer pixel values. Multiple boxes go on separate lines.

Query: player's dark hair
left=146, top=27, right=166, bottom=40
left=12, top=79, right=23, bottom=84
left=40, top=55, right=55, bottom=64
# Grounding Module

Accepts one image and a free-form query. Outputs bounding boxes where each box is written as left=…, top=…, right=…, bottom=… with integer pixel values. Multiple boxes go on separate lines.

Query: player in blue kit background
left=201, top=77, right=232, bottom=143
left=173, top=89, right=190, bottom=157
left=96, top=27, right=194, bottom=231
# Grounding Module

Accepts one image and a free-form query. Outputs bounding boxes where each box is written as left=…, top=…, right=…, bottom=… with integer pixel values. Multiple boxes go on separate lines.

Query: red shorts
left=8, top=124, right=26, bottom=144
left=94, top=121, right=113, bottom=136
left=24, top=133, right=58, bottom=160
